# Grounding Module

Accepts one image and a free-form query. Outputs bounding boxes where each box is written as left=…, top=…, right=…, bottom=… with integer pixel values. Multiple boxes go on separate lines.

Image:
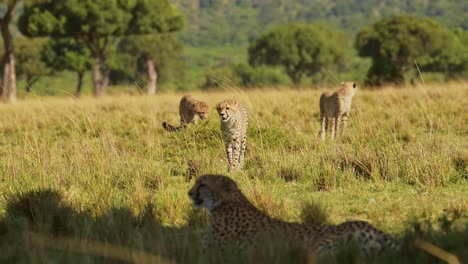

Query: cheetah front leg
left=238, top=134, right=247, bottom=169
left=320, top=116, right=327, bottom=141
left=226, top=142, right=234, bottom=171
left=230, top=139, right=241, bottom=172
left=330, top=116, right=339, bottom=140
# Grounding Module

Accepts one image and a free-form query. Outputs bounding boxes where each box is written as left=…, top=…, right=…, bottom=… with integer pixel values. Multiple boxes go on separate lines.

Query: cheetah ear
left=353, top=83, right=357, bottom=88
left=341, top=82, right=345, bottom=86
left=220, top=180, right=239, bottom=194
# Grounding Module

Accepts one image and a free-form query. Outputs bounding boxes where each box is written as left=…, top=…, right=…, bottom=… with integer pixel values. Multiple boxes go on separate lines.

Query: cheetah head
left=341, top=81, right=357, bottom=96
left=216, top=99, right=238, bottom=123
left=193, top=101, right=209, bottom=120
left=188, top=174, right=240, bottom=211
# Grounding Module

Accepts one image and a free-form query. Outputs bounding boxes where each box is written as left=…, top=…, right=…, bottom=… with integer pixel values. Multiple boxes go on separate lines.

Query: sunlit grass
left=0, top=82, right=467, bottom=262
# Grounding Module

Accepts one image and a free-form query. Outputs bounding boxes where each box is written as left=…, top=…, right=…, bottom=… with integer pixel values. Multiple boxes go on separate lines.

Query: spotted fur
left=216, top=100, right=248, bottom=172
left=188, top=174, right=399, bottom=255
left=162, top=95, right=208, bottom=132
left=319, top=81, right=357, bottom=140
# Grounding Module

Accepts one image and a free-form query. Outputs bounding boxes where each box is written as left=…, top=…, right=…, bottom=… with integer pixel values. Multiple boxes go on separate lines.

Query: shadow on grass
left=0, top=189, right=466, bottom=263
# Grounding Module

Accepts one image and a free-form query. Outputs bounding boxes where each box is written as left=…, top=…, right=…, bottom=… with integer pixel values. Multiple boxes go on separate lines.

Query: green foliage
left=233, top=63, right=291, bottom=87
left=355, top=15, right=467, bottom=86
left=170, top=1, right=468, bottom=87
left=0, top=37, right=52, bottom=90
left=175, top=0, right=468, bottom=47
left=19, top=1, right=136, bottom=38
left=112, top=34, right=186, bottom=90
left=19, top=0, right=185, bottom=94
left=203, top=63, right=291, bottom=89
left=128, top=0, right=184, bottom=34
left=249, top=24, right=346, bottom=86
left=42, top=38, right=92, bottom=74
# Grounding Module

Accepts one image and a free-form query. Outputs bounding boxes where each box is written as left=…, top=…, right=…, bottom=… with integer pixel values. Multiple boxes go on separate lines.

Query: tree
left=14, top=38, right=51, bottom=92
left=19, top=0, right=184, bottom=96
left=0, top=0, right=21, bottom=102
left=248, top=24, right=346, bottom=87
left=125, top=0, right=185, bottom=94
left=355, top=15, right=467, bottom=86
left=42, top=38, right=93, bottom=97
left=116, top=34, right=184, bottom=94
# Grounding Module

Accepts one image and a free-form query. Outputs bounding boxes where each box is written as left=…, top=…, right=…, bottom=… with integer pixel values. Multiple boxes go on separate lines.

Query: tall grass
left=0, top=82, right=467, bottom=262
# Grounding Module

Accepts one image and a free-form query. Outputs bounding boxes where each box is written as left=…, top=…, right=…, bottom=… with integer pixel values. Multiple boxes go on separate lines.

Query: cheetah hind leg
left=341, top=113, right=348, bottom=137
left=330, top=117, right=339, bottom=140
left=320, top=116, right=327, bottom=141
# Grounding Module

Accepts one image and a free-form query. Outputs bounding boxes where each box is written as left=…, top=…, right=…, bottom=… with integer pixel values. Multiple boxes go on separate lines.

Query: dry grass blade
left=414, top=238, right=461, bottom=264
left=28, top=232, right=176, bottom=264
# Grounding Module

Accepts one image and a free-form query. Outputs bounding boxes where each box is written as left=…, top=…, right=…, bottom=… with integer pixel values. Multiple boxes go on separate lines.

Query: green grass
left=0, top=83, right=467, bottom=263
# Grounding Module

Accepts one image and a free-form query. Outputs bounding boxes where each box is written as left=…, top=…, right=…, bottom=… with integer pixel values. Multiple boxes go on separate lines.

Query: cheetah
left=162, top=95, right=209, bottom=132
left=188, top=174, right=399, bottom=255
left=216, top=99, right=248, bottom=172
left=319, top=81, right=357, bottom=141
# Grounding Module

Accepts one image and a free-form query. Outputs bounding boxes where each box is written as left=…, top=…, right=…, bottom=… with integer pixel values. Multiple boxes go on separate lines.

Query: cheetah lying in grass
left=216, top=100, right=248, bottom=172
left=188, top=174, right=399, bottom=255
left=162, top=95, right=208, bottom=132
left=319, top=81, right=357, bottom=140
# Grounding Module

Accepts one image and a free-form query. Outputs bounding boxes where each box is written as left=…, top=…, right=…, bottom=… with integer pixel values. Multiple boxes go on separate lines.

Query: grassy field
left=0, top=82, right=467, bottom=263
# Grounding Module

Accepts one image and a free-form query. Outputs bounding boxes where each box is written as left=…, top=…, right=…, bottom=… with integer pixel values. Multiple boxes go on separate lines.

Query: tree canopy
left=19, top=0, right=184, bottom=95
left=14, top=37, right=51, bottom=91
left=113, top=34, right=185, bottom=93
left=355, top=15, right=467, bottom=85
left=248, top=24, right=346, bottom=87
left=42, top=38, right=93, bottom=96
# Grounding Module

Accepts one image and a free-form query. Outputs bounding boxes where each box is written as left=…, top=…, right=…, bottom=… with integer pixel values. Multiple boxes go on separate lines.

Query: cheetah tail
left=162, top=122, right=182, bottom=132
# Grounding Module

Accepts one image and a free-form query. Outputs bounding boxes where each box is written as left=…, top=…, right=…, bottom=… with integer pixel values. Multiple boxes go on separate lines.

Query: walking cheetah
left=162, top=95, right=208, bottom=132
left=319, top=81, right=357, bottom=140
left=188, top=174, right=399, bottom=255
left=216, top=99, right=248, bottom=172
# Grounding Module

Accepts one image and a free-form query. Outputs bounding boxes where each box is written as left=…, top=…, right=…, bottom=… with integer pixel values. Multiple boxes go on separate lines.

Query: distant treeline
left=174, top=0, right=467, bottom=46
left=0, top=1, right=467, bottom=100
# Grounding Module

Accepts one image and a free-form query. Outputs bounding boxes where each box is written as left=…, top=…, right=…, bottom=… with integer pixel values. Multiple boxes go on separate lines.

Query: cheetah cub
left=188, top=174, right=399, bottom=255
left=216, top=99, right=248, bottom=172
left=319, top=81, right=357, bottom=140
left=162, top=95, right=208, bottom=132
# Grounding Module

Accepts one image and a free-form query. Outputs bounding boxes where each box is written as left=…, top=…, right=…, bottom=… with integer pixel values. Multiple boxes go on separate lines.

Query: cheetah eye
left=226, top=107, right=230, bottom=110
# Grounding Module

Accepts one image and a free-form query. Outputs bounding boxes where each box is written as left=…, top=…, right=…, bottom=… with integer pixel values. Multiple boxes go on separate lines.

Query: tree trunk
left=0, top=10, right=17, bottom=102
left=291, top=74, right=301, bottom=88
left=91, top=52, right=108, bottom=96
left=286, top=68, right=302, bottom=89
left=146, top=57, right=158, bottom=95
left=76, top=71, right=84, bottom=98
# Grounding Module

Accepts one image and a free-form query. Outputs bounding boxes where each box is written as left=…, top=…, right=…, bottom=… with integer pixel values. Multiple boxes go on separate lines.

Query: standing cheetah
left=216, top=99, right=248, bottom=172
left=162, top=95, right=209, bottom=132
left=188, top=174, right=399, bottom=255
left=319, top=81, right=357, bottom=140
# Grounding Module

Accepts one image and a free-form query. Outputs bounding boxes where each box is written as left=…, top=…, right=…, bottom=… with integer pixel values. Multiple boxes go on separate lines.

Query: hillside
left=173, top=0, right=467, bottom=46
left=169, top=0, right=467, bottom=87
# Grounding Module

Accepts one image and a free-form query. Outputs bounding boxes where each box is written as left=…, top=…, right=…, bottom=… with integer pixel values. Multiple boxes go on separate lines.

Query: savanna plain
left=0, top=83, right=467, bottom=263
